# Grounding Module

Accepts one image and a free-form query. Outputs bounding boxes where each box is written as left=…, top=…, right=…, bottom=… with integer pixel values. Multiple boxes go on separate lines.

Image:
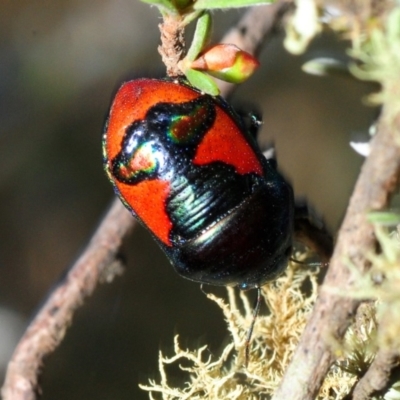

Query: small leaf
left=186, top=12, right=212, bottom=62
left=141, top=0, right=178, bottom=14
left=194, top=0, right=271, bottom=9
left=185, top=69, right=220, bottom=95
left=302, top=57, right=350, bottom=77
left=367, top=212, right=400, bottom=226
left=349, top=140, right=370, bottom=157
left=374, top=225, right=398, bottom=264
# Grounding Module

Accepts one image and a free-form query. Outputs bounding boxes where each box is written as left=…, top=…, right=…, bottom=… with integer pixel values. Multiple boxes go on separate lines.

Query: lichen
left=140, top=260, right=352, bottom=399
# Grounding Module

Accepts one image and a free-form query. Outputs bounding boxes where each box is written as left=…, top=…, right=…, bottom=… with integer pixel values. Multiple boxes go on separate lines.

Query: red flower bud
left=189, top=44, right=259, bottom=83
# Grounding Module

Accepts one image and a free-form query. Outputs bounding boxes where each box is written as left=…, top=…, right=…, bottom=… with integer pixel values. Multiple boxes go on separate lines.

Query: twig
left=273, top=109, right=400, bottom=400
left=158, top=14, right=185, bottom=77
left=352, top=349, right=400, bottom=400
left=1, top=199, right=132, bottom=400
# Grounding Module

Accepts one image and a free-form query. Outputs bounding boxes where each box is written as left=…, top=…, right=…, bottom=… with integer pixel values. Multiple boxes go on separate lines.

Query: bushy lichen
left=139, top=260, right=366, bottom=399
left=350, top=7, right=400, bottom=119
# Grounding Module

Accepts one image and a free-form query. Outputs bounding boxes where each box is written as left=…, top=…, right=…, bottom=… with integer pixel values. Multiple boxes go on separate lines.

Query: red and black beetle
left=103, top=78, right=294, bottom=290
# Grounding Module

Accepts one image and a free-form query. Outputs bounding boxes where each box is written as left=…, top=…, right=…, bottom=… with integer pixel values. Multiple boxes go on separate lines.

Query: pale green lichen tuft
left=139, top=259, right=367, bottom=399
left=350, top=7, right=400, bottom=119
left=139, top=260, right=319, bottom=399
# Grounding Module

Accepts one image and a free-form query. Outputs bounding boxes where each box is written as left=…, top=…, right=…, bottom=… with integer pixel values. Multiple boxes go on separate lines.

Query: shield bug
left=103, top=78, right=294, bottom=291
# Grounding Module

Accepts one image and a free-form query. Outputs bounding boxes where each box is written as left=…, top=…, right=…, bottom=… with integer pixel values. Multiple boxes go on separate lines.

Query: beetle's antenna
left=245, top=286, right=262, bottom=367
left=289, top=257, right=327, bottom=268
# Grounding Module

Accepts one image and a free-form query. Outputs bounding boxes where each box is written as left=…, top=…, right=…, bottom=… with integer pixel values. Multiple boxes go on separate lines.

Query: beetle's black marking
left=111, top=96, right=215, bottom=184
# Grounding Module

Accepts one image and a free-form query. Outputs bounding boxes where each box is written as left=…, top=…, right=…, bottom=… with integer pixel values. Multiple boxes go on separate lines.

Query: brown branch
left=158, top=15, right=185, bottom=77
left=1, top=199, right=133, bottom=400
left=273, top=109, right=400, bottom=400
left=352, top=349, right=400, bottom=400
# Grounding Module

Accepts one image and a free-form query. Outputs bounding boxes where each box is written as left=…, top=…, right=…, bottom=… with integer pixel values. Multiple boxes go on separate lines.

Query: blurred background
left=0, top=1, right=377, bottom=399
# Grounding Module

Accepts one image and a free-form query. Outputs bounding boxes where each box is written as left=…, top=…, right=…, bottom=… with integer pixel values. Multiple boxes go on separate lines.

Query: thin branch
left=352, top=349, right=400, bottom=400
left=158, top=15, right=185, bottom=76
left=1, top=199, right=132, bottom=400
left=273, top=109, right=400, bottom=400
left=1, top=3, right=294, bottom=400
